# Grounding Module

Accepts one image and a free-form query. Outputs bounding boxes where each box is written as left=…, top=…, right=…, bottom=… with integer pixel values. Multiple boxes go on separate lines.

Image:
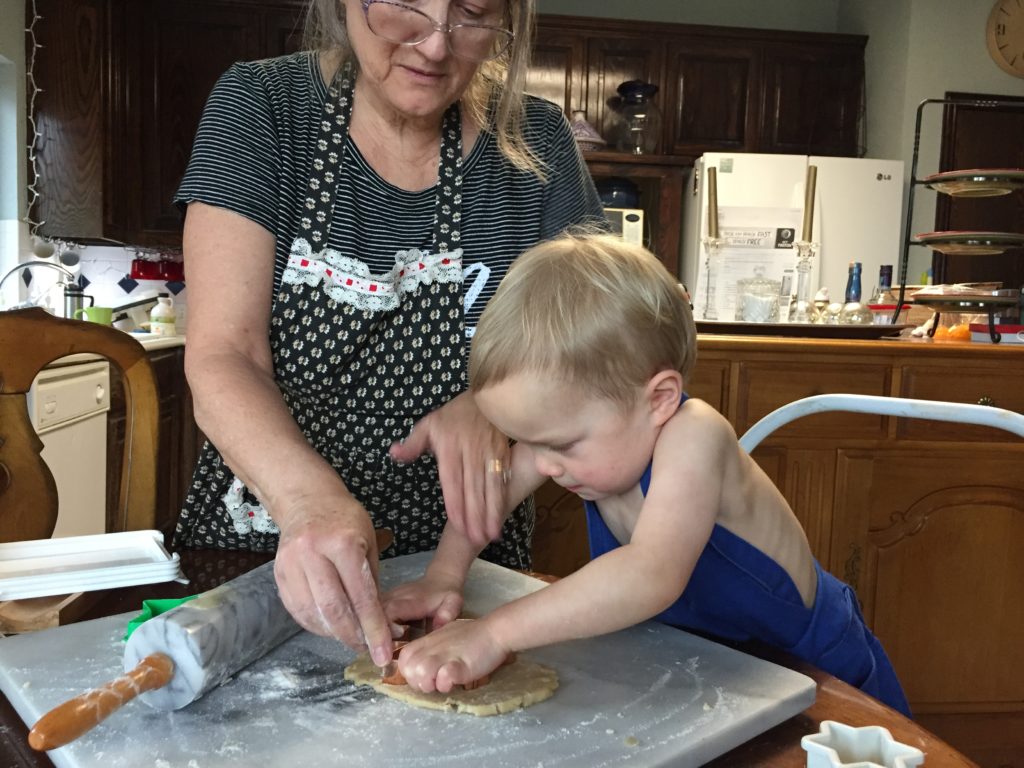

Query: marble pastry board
left=0, top=552, right=816, bottom=768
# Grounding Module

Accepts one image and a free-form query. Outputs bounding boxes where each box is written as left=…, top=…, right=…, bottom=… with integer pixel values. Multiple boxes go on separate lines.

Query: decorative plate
left=923, top=168, right=1024, bottom=197
left=695, top=321, right=913, bottom=340
left=910, top=294, right=1020, bottom=312
left=915, top=230, right=1024, bottom=255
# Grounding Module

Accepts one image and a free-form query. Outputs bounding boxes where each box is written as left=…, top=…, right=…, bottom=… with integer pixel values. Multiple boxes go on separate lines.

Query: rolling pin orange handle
left=28, top=653, right=174, bottom=752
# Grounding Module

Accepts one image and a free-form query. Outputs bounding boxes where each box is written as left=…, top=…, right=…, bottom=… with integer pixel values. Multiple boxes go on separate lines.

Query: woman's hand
left=389, top=390, right=510, bottom=547
left=273, top=494, right=394, bottom=667
left=383, top=571, right=465, bottom=631
left=397, top=619, right=510, bottom=694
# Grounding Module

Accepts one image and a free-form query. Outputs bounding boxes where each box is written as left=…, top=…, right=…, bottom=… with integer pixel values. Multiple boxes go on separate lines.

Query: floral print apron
left=176, top=63, right=533, bottom=569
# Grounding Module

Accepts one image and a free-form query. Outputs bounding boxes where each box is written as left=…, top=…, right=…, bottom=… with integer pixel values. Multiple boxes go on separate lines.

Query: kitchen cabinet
left=30, top=0, right=306, bottom=246
left=758, top=41, right=865, bottom=156
left=530, top=16, right=865, bottom=159
left=665, top=37, right=762, bottom=154
left=530, top=336, right=1024, bottom=767
left=581, top=152, right=688, bottom=275
left=107, top=344, right=201, bottom=536
left=582, top=34, right=667, bottom=153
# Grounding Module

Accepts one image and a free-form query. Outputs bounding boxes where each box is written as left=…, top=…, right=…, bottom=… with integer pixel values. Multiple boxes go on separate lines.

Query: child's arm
left=383, top=522, right=482, bottom=628
left=397, top=405, right=728, bottom=693
left=383, top=442, right=547, bottom=628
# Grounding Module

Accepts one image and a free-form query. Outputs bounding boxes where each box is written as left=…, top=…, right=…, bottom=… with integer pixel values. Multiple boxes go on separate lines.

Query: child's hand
left=383, top=573, right=464, bottom=630
left=397, top=618, right=511, bottom=694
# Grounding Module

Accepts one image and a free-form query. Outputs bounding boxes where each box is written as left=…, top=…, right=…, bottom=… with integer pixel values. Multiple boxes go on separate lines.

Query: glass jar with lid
left=606, top=80, right=663, bottom=155
left=736, top=274, right=782, bottom=323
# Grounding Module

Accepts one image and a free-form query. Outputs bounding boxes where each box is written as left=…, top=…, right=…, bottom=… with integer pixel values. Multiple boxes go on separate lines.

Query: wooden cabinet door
left=759, top=42, right=864, bottom=157
left=127, top=1, right=264, bottom=244
left=146, top=349, right=185, bottom=535
left=32, top=0, right=111, bottom=241
left=265, top=7, right=307, bottom=56
left=527, top=28, right=586, bottom=116
left=33, top=0, right=305, bottom=246
left=585, top=36, right=666, bottom=153
left=665, top=38, right=761, bottom=154
left=830, top=448, right=1024, bottom=715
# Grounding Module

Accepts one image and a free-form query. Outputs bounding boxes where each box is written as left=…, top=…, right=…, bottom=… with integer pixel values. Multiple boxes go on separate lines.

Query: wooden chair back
left=0, top=308, right=158, bottom=542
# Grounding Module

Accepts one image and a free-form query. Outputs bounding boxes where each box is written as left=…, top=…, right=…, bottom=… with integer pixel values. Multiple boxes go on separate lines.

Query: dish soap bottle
left=150, top=294, right=176, bottom=336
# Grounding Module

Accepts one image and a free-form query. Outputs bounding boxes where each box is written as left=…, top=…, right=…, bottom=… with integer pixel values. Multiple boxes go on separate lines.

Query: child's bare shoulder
left=675, top=398, right=735, bottom=432
left=661, top=398, right=738, bottom=453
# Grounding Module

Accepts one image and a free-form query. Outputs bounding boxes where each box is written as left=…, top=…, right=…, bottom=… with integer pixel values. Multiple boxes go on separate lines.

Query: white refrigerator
left=682, top=153, right=905, bottom=321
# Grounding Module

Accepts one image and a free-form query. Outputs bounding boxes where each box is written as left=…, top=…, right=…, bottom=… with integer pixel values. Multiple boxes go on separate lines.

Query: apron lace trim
left=223, top=477, right=280, bottom=535
left=282, top=239, right=464, bottom=312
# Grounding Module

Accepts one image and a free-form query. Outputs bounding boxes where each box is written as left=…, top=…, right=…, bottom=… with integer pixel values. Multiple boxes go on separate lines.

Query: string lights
left=23, top=0, right=44, bottom=239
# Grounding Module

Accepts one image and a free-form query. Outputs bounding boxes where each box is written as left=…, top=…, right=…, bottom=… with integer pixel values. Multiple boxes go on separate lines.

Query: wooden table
left=0, top=549, right=979, bottom=767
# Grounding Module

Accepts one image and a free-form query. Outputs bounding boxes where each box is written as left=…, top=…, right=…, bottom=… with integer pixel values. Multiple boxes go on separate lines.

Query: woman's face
left=344, top=0, right=508, bottom=123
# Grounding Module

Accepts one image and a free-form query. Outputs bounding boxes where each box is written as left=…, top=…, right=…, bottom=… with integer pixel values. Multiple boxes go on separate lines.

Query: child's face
left=475, top=371, right=659, bottom=500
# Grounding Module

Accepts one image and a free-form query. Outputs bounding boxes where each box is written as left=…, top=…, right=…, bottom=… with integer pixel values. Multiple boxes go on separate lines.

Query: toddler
left=387, top=233, right=910, bottom=716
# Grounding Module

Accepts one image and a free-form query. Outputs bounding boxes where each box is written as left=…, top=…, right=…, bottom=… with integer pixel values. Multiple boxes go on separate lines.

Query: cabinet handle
left=977, top=396, right=996, bottom=407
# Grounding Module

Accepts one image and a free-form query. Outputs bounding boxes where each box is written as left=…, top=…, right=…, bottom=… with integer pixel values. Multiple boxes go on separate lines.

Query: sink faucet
left=0, top=261, right=78, bottom=312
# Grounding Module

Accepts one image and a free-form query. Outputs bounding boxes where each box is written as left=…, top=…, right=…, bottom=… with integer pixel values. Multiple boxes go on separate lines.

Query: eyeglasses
left=361, top=0, right=514, bottom=62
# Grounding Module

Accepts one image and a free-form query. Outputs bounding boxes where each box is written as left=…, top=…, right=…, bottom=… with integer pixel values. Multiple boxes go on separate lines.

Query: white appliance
left=26, top=360, right=111, bottom=538
left=603, top=207, right=645, bottom=246
left=683, top=153, right=905, bottom=319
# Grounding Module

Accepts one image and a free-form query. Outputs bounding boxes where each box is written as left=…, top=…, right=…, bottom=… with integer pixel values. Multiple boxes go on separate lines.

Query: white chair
left=739, top=393, right=1024, bottom=453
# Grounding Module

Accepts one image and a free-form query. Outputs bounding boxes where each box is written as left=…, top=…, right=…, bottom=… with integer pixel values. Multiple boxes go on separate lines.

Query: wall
left=838, top=0, right=1024, bottom=282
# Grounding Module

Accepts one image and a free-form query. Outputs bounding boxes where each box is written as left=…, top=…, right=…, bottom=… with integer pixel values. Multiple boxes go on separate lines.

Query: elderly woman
left=175, top=0, right=603, bottom=667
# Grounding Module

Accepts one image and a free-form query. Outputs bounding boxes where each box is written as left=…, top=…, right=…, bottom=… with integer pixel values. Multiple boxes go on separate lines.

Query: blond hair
left=303, top=0, right=542, bottom=177
left=470, top=233, right=697, bottom=406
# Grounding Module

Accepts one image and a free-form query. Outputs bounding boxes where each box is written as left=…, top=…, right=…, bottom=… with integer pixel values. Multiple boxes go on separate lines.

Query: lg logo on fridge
left=876, top=172, right=893, bottom=181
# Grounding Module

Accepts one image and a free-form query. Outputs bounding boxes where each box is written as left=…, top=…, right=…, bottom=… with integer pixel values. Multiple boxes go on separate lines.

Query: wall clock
left=986, top=0, right=1024, bottom=78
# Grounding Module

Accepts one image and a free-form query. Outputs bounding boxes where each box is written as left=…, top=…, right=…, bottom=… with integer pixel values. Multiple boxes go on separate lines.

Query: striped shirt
left=175, top=51, right=604, bottom=331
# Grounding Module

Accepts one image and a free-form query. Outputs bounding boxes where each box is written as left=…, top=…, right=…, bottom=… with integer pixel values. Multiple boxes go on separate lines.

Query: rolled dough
left=344, top=654, right=558, bottom=716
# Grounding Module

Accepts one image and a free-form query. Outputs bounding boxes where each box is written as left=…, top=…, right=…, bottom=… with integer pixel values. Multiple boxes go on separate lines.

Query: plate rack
left=896, top=97, right=1024, bottom=342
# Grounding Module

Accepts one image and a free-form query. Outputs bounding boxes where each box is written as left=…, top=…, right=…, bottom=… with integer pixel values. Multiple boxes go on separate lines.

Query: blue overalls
left=583, top=398, right=911, bottom=715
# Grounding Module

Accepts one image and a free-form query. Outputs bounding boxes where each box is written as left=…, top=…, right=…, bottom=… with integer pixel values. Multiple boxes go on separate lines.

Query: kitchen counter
left=42, top=334, right=184, bottom=368
left=124, top=332, right=185, bottom=351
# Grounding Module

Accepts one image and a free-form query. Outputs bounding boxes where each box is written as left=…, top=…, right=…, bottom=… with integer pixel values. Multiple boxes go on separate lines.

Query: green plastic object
left=123, top=595, right=198, bottom=640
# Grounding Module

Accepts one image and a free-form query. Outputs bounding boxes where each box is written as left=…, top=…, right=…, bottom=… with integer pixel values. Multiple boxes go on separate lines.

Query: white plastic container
left=0, top=530, right=185, bottom=600
left=150, top=294, right=176, bottom=336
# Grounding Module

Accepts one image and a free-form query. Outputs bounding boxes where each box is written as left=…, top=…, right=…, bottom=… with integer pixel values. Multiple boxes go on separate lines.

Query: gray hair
left=303, top=0, right=542, bottom=177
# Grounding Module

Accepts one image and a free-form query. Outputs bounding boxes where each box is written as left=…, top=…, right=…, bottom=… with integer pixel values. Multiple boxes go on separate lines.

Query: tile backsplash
left=73, top=245, right=187, bottom=330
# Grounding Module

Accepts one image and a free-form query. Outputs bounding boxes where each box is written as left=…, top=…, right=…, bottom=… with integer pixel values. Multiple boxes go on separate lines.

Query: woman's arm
left=183, top=202, right=393, bottom=667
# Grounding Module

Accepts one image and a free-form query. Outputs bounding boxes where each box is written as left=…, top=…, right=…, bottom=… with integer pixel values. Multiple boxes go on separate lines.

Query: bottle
left=870, top=264, right=898, bottom=305
left=840, top=261, right=872, bottom=325
left=844, top=261, right=863, bottom=303
left=150, top=294, right=176, bottom=336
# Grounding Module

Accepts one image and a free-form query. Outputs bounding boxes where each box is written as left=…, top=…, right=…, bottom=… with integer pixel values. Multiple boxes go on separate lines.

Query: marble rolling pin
left=28, top=559, right=299, bottom=751
left=29, top=528, right=394, bottom=751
